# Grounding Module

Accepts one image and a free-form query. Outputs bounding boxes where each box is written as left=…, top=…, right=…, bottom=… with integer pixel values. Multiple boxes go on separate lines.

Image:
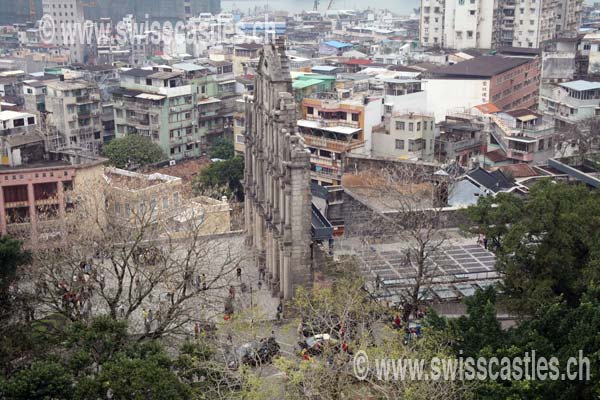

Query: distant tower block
left=244, top=38, right=313, bottom=300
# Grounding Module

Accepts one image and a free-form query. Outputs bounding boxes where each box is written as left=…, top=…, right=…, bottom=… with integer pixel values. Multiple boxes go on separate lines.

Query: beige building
left=372, top=112, right=436, bottom=161
left=103, top=168, right=230, bottom=236
left=232, top=43, right=262, bottom=76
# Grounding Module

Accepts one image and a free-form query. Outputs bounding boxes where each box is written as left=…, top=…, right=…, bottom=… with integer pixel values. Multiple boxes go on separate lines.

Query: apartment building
left=420, top=0, right=583, bottom=49
left=436, top=110, right=486, bottom=166
left=539, top=80, right=600, bottom=130
left=41, top=0, right=86, bottom=63
left=443, top=0, right=496, bottom=49
left=200, top=61, right=237, bottom=146
left=298, top=93, right=382, bottom=186
left=44, top=78, right=103, bottom=154
left=372, top=112, right=436, bottom=161
left=487, top=109, right=555, bottom=164
left=113, top=67, right=200, bottom=161
left=426, top=55, right=540, bottom=121
left=172, top=62, right=224, bottom=151
left=23, top=80, right=49, bottom=116
left=420, top=0, right=446, bottom=47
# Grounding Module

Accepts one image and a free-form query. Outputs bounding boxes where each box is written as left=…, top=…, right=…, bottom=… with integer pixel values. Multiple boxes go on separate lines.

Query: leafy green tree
left=465, top=180, right=600, bottom=313
left=1, top=361, right=74, bottom=400
left=429, top=286, right=600, bottom=400
left=210, top=137, right=235, bottom=160
left=0, top=235, right=30, bottom=313
left=66, top=315, right=128, bottom=374
left=193, top=155, right=244, bottom=201
left=103, top=135, right=165, bottom=169
left=449, top=287, right=503, bottom=358
left=75, top=355, right=192, bottom=400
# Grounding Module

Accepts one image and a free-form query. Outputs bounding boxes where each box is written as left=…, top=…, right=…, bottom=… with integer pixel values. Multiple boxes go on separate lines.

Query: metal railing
left=303, top=134, right=364, bottom=153
left=451, top=138, right=483, bottom=152
left=305, top=115, right=360, bottom=128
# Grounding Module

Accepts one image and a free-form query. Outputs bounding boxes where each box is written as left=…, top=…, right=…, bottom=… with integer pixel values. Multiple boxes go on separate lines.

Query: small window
left=395, top=139, right=404, bottom=150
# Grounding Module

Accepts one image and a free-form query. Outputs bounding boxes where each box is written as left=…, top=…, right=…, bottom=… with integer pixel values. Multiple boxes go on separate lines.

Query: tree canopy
left=210, top=137, right=235, bottom=160
left=428, top=287, right=600, bottom=400
left=193, top=156, right=244, bottom=201
left=445, top=180, right=600, bottom=399
left=0, top=316, right=247, bottom=400
left=465, top=180, right=600, bottom=313
left=103, top=135, right=165, bottom=169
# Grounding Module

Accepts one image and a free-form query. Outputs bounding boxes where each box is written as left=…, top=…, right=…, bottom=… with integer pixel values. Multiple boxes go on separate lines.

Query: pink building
left=0, top=151, right=104, bottom=244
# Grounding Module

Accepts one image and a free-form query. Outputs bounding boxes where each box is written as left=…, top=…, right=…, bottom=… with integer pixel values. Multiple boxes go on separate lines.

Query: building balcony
left=310, top=156, right=341, bottom=168
left=303, top=134, right=364, bottom=153
left=305, top=115, right=360, bottom=129
left=169, top=135, right=190, bottom=145
left=127, top=115, right=150, bottom=125
left=205, top=126, right=225, bottom=136
left=77, top=110, right=101, bottom=120
left=507, top=149, right=534, bottom=162
left=119, top=101, right=161, bottom=113
left=218, top=106, right=236, bottom=116
left=311, top=168, right=341, bottom=180
left=76, top=93, right=101, bottom=103
left=520, top=126, right=554, bottom=137
left=198, top=110, right=219, bottom=121
left=444, top=138, right=483, bottom=153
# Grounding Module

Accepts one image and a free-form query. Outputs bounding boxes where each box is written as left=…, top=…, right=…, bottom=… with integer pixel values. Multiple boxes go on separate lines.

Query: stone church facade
left=244, top=38, right=312, bottom=300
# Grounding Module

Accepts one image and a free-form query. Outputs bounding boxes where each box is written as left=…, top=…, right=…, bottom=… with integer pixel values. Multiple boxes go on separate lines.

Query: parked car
left=299, top=333, right=339, bottom=356
left=229, top=337, right=280, bottom=368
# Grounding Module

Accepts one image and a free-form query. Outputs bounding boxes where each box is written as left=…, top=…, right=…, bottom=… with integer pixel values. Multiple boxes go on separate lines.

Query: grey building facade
left=244, top=39, right=313, bottom=300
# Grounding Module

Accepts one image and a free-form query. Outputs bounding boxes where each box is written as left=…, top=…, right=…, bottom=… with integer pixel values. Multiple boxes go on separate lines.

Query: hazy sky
left=221, top=0, right=421, bottom=15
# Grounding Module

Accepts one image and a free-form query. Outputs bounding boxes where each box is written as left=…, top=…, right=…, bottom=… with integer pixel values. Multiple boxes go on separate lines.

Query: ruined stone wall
left=244, top=39, right=312, bottom=300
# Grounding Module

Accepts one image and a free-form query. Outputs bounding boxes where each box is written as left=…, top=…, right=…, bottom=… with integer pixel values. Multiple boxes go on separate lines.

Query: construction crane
left=326, top=0, right=334, bottom=10
left=313, top=0, right=319, bottom=11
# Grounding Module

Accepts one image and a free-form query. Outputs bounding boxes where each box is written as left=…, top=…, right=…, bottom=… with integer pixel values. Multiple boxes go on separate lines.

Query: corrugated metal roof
left=323, top=40, right=352, bottom=49
left=172, top=63, right=207, bottom=72
left=559, top=80, right=600, bottom=91
left=292, top=79, right=323, bottom=89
